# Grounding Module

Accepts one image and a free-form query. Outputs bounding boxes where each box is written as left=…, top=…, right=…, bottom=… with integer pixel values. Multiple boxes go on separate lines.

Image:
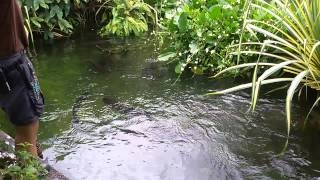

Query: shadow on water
left=4, top=35, right=320, bottom=179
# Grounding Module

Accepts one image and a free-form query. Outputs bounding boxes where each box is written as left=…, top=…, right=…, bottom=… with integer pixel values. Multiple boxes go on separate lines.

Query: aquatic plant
left=209, top=0, right=320, bottom=137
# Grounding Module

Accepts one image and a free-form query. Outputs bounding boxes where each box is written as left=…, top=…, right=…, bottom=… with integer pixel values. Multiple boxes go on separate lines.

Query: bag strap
left=0, top=68, right=11, bottom=92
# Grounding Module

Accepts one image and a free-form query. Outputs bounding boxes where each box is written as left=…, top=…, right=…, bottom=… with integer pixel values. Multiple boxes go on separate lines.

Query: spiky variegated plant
left=209, top=0, right=320, bottom=137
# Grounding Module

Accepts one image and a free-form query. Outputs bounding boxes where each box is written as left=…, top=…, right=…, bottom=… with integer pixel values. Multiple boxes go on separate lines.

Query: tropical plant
left=209, top=0, right=320, bottom=138
left=99, top=0, right=158, bottom=37
left=19, top=0, right=160, bottom=40
left=19, top=0, right=75, bottom=40
left=158, top=0, right=271, bottom=76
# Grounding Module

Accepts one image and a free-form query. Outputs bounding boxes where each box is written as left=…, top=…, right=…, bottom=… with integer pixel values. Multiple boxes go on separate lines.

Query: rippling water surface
left=7, top=36, right=320, bottom=179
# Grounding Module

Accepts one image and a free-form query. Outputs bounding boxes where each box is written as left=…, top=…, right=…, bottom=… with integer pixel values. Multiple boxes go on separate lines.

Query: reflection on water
left=12, top=35, right=320, bottom=179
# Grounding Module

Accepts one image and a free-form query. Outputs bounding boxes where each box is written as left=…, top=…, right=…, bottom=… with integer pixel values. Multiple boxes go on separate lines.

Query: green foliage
left=159, top=0, right=244, bottom=75
left=19, top=0, right=158, bottom=39
left=99, top=0, right=157, bottom=37
left=19, top=0, right=75, bottom=40
left=0, top=144, right=48, bottom=180
left=209, top=0, right=320, bottom=137
left=146, top=0, right=179, bottom=15
left=159, top=0, right=271, bottom=75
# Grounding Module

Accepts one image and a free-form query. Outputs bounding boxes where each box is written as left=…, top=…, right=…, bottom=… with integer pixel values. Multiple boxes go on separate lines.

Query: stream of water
left=2, top=35, right=320, bottom=179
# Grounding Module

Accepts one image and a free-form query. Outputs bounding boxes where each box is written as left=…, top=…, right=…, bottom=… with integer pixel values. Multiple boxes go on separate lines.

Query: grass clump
left=1, top=143, right=48, bottom=180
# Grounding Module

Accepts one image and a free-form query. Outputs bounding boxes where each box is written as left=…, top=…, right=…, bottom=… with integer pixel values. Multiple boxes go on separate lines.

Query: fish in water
left=72, top=91, right=90, bottom=123
left=102, top=96, right=152, bottom=118
left=141, top=58, right=169, bottom=80
left=102, top=96, right=136, bottom=114
left=72, top=94, right=151, bottom=136
left=102, top=96, right=153, bottom=136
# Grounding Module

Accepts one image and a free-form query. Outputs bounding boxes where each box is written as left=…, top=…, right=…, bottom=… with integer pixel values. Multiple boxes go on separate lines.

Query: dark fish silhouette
left=102, top=96, right=154, bottom=119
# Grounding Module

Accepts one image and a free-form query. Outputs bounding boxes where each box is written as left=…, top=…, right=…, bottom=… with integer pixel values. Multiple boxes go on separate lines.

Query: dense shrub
left=19, top=0, right=158, bottom=39
left=99, top=0, right=157, bottom=37
left=19, top=0, right=77, bottom=40
left=158, top=0, right=271, bottom=76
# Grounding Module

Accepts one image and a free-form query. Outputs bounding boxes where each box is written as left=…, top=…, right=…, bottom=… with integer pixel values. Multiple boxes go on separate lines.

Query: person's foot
left=36, top=142, right=49, bottom=171
left=36, top=142, right=43, bottom=159
left=39, top=157, right=51, bottom=171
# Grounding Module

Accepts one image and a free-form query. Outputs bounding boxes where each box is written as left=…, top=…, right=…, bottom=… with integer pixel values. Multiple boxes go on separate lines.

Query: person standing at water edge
left=0, top=0, right=44, bottom=157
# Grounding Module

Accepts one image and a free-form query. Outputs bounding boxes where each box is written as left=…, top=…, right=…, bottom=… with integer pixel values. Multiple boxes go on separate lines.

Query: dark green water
left=2, top=35, right=320, bottom=179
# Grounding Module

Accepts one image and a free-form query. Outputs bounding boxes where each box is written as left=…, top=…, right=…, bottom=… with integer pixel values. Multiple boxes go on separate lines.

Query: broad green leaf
left=178, top=12, right=188, bottom=32
left=175, top=63, right=183, bottom=74
left=158, top=52, right=177, bottom=62
left=208, top=5, right=222, bottom=20
left=50, top=5, right=63, bottom=19
left=189, top=43, right=199, bottom=54
left=31, top=18, right=41, bottom=28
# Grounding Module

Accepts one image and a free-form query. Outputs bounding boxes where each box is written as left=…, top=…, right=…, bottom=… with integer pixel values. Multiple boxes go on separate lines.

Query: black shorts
left=0, top=52, right=44, bottom=126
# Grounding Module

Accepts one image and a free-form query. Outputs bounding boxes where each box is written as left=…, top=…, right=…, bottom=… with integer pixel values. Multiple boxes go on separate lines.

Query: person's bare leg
left=15, top=120, right=39, bottom=156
